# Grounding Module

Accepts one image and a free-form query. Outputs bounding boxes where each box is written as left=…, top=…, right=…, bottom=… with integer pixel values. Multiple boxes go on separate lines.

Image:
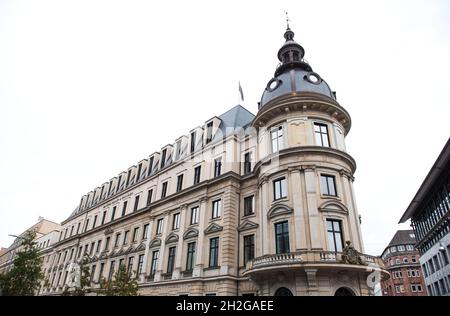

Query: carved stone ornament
left=341, top=241, right=366, bottom=265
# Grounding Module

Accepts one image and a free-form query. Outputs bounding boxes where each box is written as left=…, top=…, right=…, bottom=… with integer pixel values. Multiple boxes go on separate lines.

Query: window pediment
left=318, top=201, right=349, bottom=215
left=238, top=220, right=259, bottom=232
left=165, top=233, right=179, bottom=244
left=204, top=223, right=223, bottom=235
left=149, top=238, right=161, bottom=248
left=267, top=203, right=293, bottom=220
left=183, top=227, right=199, bottom=240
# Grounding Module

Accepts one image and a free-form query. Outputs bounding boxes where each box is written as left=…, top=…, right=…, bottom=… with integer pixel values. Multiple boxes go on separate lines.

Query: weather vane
left=284, top=11, right=290, bottom=29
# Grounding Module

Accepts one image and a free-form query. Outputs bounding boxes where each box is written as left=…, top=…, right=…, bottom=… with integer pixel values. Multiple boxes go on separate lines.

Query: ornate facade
left=39, top=26, right=387, bottom=296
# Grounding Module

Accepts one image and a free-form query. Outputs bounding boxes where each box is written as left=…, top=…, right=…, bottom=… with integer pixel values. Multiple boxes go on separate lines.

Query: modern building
left=39, top=25, right=387, bottom=296
left=0, top=218, right=61, bottom=274
left=380, top=230, right=427, bottom=296
left=399, top=138, right=450, bottom=296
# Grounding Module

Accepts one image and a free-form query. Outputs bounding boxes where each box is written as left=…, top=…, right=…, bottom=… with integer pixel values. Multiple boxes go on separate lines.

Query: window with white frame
left=212, top=199, right=221, bottom=219
left=172, top=213, right=180, bottom=230
left=156, top=218, right=164, bottom=235
left=190, top=206, right=199, bottom=225
left=271, top=126, right=284, bottom=153
left=273, top=177, right=287, bottom=200
left=314, top=122, right=330, bottom=147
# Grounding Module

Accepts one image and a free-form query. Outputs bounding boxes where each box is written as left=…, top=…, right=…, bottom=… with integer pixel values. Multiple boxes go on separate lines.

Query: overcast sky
left=1, top=0, right=449, bottom=256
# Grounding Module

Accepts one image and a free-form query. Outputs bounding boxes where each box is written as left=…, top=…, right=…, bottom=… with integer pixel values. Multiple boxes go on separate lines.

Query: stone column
left=193, top=197, right=208, bottom=278
left=304, top=166, right=323, bottom=250
left=154, top=211, right=170, bottom=282
left=173, top=204, right=187, bottom=279
left=258, top=177, right=270, bottom=255
left=289, top=168, right=308, bottom=250
left=341, top=170, right=364, bottom=253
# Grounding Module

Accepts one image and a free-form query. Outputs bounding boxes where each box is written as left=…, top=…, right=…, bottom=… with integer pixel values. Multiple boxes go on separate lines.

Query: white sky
left=1, top=0, right=449, bottom=256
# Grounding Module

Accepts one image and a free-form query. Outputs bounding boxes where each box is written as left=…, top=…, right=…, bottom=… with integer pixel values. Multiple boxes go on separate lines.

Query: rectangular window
left=137, top=163, right=142, bottom=182
left=194, top=166, right=201, bottom=184
left=150, top=250, right=159, bottom=276
left=156, top=218, right=164, bottom=235
left=101, top=211, right=107, bottom=225
left=146, top=189, right=153, bottom=206
left=212, top=199, right=221, bottom=219
left=70, top=225, right=74, bottom=237
left=273, top=177, right=287, bottom=200
left=314, top=122, right=330, bottom=147
left=137, top=254, right=144, bottom=275
left=98, top=263, right=105, bottom=282
left=96, top=240, right=102, bottom=254
left=142, top=224, right=149, bottom=240
left=244, top=196, right=254, bottom=216
left=176, top=174, right=184, bottom=192
left=90, top=265, right=96, bottom=282
left=167, top=246, right=176, bottom=273
left=173, top=213, right=180, bottom=230
left=92, top=215, right=97, bottom=229
left=107, top=180, right=113, bottom=197
left=176, top=139, right=182, bottom=160
left=244, top=152, right=252, bottom=175
left=275, top=221, right=290, bottom=254
left=84, top=219, right=90, bottom=232
left=111, top=206, right=117, bottom=221
left=116, top=175, right=122, bottom=193
left=243, top=235, right=255, bottom=265
left=132, top=227, right=139, bottom=242
left=206, top=122, right=213, bottom=144
left=69, top=248, right=74, bottom=260
left=114, top=233, right=121, bottom=248
left=191, top=206, right=199, bottom=225
left=327, top=219, right=344, bottom=252
left=161, top=182, right=168, bottom=198
left=133, top=195, right=140, bottom=212
left=126, top=169, right=132, bottom=187
left=214, top=158, right=222, bottom=177
left=108, top=261, right=115, bottom=281
left=271, top=126, right=283, bottom=152
left=160, top=149, right=167, bottom=168
left=190, top=131, right=196, bottom=153
left=123, top=230, right=130, bottom=245
left=77, top=222, right=81, bottom=234
left=209, top=237, right=219, bottom=268
left=320, top=175, right=337, bottom=196
left=186, top=242, right=196, bottom=271
left=104, top=237, right=110, bottom=251
left=127, top=257, right=134, bottom=275
left=121, top=201, right=128, bottom=217
left=148, top=156, right=154, bottom=176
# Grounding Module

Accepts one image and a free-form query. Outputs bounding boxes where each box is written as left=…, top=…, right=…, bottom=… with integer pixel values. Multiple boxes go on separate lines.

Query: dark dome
left=260, top=68, right=336, bottom=109
left=259, top=27, right=336, bottom=109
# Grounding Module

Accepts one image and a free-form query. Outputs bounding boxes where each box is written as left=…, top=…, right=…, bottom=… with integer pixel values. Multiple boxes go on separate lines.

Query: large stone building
left=380, top=230, right=427, bottom=296
left=39, top=25, right=387, bottom=296
left=399, top=138, right=450, bottom=296
left=0, top=218, right=61, bottom=275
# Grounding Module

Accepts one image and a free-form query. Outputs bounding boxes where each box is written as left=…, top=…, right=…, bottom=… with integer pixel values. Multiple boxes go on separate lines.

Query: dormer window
left=160, top=149, right=167, bottom=168
left=126, top=169, right=132, bottom=187
left=190, top=131, right=196, bottom=153
left=116, top=175, right=122, bottom=193
left=147, top=156, right=154, bottom=176
left=206, top=122, right=213, bottom=144
left=137, top=163, right=142, bottom=182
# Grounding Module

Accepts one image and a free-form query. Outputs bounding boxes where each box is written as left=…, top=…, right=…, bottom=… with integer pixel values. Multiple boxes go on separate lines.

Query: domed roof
left=259, top=27, right=336, bottom=109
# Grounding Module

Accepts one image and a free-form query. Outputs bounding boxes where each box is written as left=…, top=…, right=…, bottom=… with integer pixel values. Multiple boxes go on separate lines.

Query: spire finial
left=284, top=11, right=290, bottom=29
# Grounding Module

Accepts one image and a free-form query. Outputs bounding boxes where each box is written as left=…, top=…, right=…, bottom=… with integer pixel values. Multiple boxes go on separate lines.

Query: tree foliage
left=0, top=230, right=43, bottom=296
left=100, top=264, right=138, bottom=296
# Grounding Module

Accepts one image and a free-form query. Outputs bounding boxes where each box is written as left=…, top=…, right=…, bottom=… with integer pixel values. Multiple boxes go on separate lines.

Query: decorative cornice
left=237, top=220, right=259, bottom=232
left=318, top=200, right=349, bottom=215
left=204, top=223, right=223, bottom=235
left=148, top=238, right=161, bottom=249
left=183, top=228, right=199, bottom=240
left=165, top=233, right=179, bottom=244
left=267, top=203, right=294, bottom=220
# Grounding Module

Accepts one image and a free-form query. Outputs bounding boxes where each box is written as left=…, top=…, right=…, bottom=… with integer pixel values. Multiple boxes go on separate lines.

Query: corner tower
left=242, top=26, right=388, bottom=296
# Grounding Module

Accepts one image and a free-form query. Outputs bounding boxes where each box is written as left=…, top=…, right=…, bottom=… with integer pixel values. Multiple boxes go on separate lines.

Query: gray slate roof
left=388, top=230, right=416, bottom=247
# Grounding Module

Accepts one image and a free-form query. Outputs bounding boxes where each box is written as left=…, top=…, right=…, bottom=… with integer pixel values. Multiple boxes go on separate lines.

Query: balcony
left=243, top=250, right=388, bottom=278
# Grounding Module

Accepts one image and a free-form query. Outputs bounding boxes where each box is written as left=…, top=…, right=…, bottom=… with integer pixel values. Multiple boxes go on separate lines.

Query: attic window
left=206, top=122, right=213, bottom=144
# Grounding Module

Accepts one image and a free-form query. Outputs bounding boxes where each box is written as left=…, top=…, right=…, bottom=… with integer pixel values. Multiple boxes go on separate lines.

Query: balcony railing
left=245, top=250, right=384, bottom=272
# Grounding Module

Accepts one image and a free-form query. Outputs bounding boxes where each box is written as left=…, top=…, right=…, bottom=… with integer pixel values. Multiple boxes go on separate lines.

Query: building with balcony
left=380, top=230, right=427, bottom=296
left=399, top=138, right=450, bottom=296
left=39, top=25, right=387, bottom=296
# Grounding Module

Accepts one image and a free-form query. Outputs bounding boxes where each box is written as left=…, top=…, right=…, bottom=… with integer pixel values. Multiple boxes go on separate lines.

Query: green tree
left=100, top=264, right=138, bottom=296
left=0, top=231, right=43, bottom=296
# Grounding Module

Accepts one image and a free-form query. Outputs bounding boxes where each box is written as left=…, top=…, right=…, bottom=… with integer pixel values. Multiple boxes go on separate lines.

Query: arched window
left=334, top=287, right=355, bottom=296
left=274, top=287, right=293, bottom=296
